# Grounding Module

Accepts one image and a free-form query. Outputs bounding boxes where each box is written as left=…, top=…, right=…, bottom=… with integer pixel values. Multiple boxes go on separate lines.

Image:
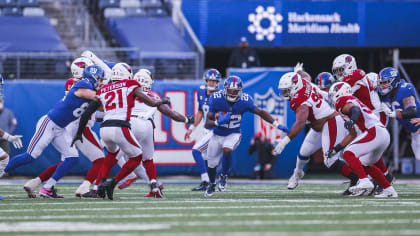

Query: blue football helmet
left=203, top=68, right=222, bottom=92
left=315, top=72, right=335, bottom=90
left=223, top=75, right=243, bottom=102
left=83, top=65, right=105, bottom=89
left=378, top=67, right=400, bottom=95
left=0, top=73, right=3, bottom=85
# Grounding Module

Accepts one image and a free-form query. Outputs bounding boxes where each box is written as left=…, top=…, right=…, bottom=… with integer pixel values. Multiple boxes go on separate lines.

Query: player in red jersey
left=328, top=82, right=397, bottom=197
left=332, top=54, right=394, bottom=185
left=72, top=63, right=169, bottom=200
left=274, top=72, right=361, bottom=194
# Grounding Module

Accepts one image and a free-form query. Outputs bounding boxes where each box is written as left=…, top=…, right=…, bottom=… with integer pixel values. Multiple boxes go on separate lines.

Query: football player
left=332, top=54, right=394, bottom=184
left=184, top=68, right=222, bottom=191
left=379, top=67, right=420, bottom=160
left=72, top=63, right=171, bottom=200
left=274, top=72, right=360, bottom=194
left=204, top=76, right=289, bottom=197
left=328, top=82, right=397, bottom=197
left=1, top=66, right=105, bottom=198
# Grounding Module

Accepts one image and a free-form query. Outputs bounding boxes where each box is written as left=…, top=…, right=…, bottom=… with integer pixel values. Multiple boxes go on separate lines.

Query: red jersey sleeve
left=342, top=69, right=366, bottom=87
left=335, top=96, right=355, bottom=112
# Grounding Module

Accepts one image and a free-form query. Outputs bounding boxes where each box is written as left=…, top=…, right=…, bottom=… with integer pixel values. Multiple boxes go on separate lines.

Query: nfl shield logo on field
left=254, top=88, right=287, bottom=143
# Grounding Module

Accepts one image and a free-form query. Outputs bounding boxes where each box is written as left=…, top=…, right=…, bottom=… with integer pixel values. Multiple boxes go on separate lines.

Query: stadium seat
left=103, top=7, right=126, bottom=18
left=125, top=7, right=146, bottom=17
left=120, top=0, right=140, bottom=8
left=22, top=7, right=44, bottom=16
left=98, top=0, right=120, bottom=11
left=17, top=0, right=39, bottom=7
left=0, top=9, right=2, bottom=16
left=2, top=7, right=22, bottom=16
left=146, top=8, right=167, bottom=17
left=0, top=0, right=17, bottom=8
left=141, top=0, right=162, bottom=8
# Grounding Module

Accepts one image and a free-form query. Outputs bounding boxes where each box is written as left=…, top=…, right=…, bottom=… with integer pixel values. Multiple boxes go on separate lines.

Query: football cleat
left=39, top=186, right=64, bottom=198
left=82, top=189, right=101, bottom=198
left=287, top=169, right=304, bottom=190
left=374, top=186, right=398, bottom=198
left=349, top=178, right=374, bottom=196
left=118, top=176, right=138, bottom=190
left=97, top=178, right=107, bottom=199
left=23, top=177, right=42, bottom=198
left=192, top=181, right=209, bottom=191
left=104, top=178, right=117, bottom=200
left=342, top=181, right=357, bottom=196
left=75, top=180, right=91, bottom=198
left=204, top=183, right=216, bottom=197
left=218, top=174, right=228, bottom=192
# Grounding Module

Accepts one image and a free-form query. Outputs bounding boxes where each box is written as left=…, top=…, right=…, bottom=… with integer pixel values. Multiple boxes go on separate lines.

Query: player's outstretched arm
left=252, top=107, right=289, bottom=133
left=287, top=105, right=309, bottom=140
left=72, top=100, right=101, bottom=147
left=205, top=112, right=218, bottom=129
left=158, top=104, right=194, bottom=124
left=185, top=111, right=203, bottom=141
left=0, top=129, right=23, bottom=149
left=74, top=88, right=98, bottom=100
left=134, top=87, right=169, bottom=107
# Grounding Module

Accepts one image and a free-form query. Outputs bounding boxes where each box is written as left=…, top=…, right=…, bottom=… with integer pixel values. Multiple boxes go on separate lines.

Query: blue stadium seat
left=98, top=0, right=120, bottom=10
left=125, top=7, right=146, bottom=17
left=17, top=0, right=39, bottom=7
left=2, top=7, right=22, bottom=16
left=103, top=7, right=125, bottom=18
left=22, top=7, right=44, bottom=16
left=141, top=0, right=162, bottom=8
left=120, top=0, right=140, bottom=8
left=0, top=0, right=17, bottom=8
left=146, top=8, right=167, bottom=17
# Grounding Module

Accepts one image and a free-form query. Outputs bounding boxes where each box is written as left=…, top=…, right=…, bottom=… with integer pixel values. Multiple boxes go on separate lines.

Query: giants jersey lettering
left=197, top=85, right=212, bottom=125
left=335, top=96, right=380, bottom=132
left=97, top=79, right=140, bottom=121
left=209, top=91, right=255, bottom=136
left=290, top=85, right=335, bottom=123
left=343, top=69, right=377, bottom=110
left=48, top=80, right=93, bottom=128
left=131, top=91, right=160, bottom=119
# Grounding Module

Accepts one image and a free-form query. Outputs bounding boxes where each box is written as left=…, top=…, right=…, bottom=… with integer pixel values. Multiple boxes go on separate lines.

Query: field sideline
left=1, top=179, right=420, bottom=236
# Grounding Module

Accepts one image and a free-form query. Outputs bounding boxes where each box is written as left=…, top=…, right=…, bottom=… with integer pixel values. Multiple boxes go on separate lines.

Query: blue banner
left=3, top=68, right=302, bottom=178
left=182, top=0, right=420, bottom=47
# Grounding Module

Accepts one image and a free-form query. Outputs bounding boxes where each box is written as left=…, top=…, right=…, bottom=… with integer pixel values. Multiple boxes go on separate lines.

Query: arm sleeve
left=76, top=101, right=101, bottom=136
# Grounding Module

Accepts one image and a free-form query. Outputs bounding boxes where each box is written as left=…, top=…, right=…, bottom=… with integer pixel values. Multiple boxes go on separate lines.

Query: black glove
left=71, top=133, right=83, bottom=147
left=325, top=144, right=343, bottom=159
left=186, top=115, right=195, bottom=124
left=162, top=97, right=171, bottom=105
left=344, top=120, right=355, bottom=129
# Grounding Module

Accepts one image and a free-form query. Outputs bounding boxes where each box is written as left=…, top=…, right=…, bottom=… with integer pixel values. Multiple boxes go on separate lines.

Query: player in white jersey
left=274, top=71, right=361, bottom=195
left=72, top=63, right=170, bottom=200
left=329, top=82, right=397, bottom=197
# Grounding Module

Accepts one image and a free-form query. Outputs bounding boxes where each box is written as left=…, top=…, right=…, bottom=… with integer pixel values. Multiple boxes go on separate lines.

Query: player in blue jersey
left=379, top=67, right=420, bottom=160
left=203, top=75, right=289, bottom=197
left=184, top=68, right=222, bottom=191
left=0, top=66, right=105, bottom=198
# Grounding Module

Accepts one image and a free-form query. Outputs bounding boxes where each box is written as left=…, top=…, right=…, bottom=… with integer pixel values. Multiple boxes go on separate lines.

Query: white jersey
left=96, top=79, right=141, bottom=121
left=335, top=96, right=380, bottom=132
left=131, top=91, right=159, bottom=119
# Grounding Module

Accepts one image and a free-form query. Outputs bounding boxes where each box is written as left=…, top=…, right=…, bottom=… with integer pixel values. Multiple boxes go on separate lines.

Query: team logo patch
left=334, top=83, right=344, bottom=92
left=291, top=74, right=299, bottom=85
left=75, top=62, right=87, bottom=68
left=345, top=56, right=352, bottom=63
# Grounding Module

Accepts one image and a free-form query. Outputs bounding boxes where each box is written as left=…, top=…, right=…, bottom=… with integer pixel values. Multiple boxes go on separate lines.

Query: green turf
left=1, top=183, right=420, bottom=235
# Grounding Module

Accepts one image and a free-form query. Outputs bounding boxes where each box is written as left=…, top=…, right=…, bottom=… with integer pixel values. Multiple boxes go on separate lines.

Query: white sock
left=134, top=165, right=149, bottom=183
left=93, top=185, right=98, bottom=190
left=201, top=173, right=210, bottom=182
left=384, top=170, right=389, bottom=175
left=43, top=178, right=57, bottom=189
left=296, top=157, right=310, bottom=171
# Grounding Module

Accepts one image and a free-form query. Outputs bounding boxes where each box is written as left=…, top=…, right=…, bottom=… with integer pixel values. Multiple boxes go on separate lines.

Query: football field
left=1, top=180, right=420, bottom=236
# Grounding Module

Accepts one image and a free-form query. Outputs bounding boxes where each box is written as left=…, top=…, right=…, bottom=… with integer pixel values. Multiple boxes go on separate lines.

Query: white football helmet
left=134, top=69, right=153, bottom=92
left=328, top=82, right=353, bottom=105
left=111, top=62, right=133, bottom=81
left=332, top=54, right=357, bottom=81
left=365, top=72, right=379, bottom=91
left=71, top=57, right=94, bottom=79
left=278, top=72, right=307, bottom=101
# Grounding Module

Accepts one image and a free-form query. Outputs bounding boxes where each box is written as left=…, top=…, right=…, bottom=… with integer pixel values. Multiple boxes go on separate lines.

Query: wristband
left=282, top=136, right=291, bottom=145
left=272, top=120, right=279, bottom=127
left=214, top=120, right=219, bottom=126
left=189, top=124, right=196, bottom=130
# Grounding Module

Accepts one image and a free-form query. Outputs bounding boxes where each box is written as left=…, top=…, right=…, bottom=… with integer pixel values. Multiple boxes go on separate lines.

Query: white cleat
left=23, top=177, right=41, bottom=198
left=287, top=169, right=304, bottom=190
left=374, top=186, right=398, bottom=198
left=75, top=180, right=91, bottom=198
left=349, top=178, right=374, bottom=196
left=0, top=157, right=9, bottom=178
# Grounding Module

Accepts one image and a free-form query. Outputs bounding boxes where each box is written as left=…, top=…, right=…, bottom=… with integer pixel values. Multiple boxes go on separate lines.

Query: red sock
left=115, top=154, right=143, bottom=182
left=339, top=164, right=353, bottom=177
left=38, top=161, right=62, bottom=182
left=85, top=158, right=104, bottom=183
left=342, top=151, right=368, bottom=179
left=98, top=151, right=119, bottom=180
left=143, top=159, right=157, bottom=181
left=374, top=158, right=388, bottom=173
left=364, top=165, right=391, bottom=188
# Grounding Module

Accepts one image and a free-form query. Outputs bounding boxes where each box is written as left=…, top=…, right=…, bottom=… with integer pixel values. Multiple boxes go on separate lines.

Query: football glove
left=273, top=136, right=291, bottom=155
left=325, top=144, right=343, bottom=159
left=185, top=115, right=195, bottom=124
left=380, top=103, right=397, bottom=118
left=273, top=121, right=289, bottom=133
left=71, top=133, right=83, bottom=147
left=4, top=133, right=23, bottom=149
left=215, top=112, right=231, bottom=126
